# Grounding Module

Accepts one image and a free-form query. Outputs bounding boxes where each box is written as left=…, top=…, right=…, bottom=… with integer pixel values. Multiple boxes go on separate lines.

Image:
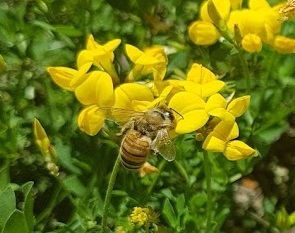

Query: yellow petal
left=200, top=0, right=231, bottom=22
left=188, top=20, right=219, bottom=46
left=75, top=71, right=114, bottom=106
left=242, top=34, right=262, bottom=53
left=201, top=81, right=225, bottom=97
left=248, top=0, right=270, bottom=10
left=78, top=105, right=106, bottom=136
left=47, top=67, right=79, bottom=91
left=114, top=83, right=154, bottom=110
left=182, top=81, right=202, bottom=96
left=206, top=93, right=227, bottom=112
left=125, top=44, right=159, bottom=65
left=208, top=108, right=235, bottom=123
left=224, top=140, right=257, bottom=160
left=273, top=35, right=295, bottom=54
left=186, top=63, right=217, bottom=84
left=168, top=91, right=208, bottom=134
left=213, top=121, right=239, bottom=141
left=202, top=132, right=226, bottom=152
left=227, top=95, right=250, bottom=117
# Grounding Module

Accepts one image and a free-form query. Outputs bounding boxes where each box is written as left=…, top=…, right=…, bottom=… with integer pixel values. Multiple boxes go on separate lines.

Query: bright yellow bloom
left=188, top=21, right=219, bottom=46
left=77, top=35, right=121, bottom=85
left=78, top=105, right=108, bottom=136
left=182, top=63, right=225, bottom=98
left=74, top=71, right=115, bottom=106
left=168, top=91, right=208, bottom=134
left=206, top=94, right=250, bottom=123
left=129, top=206, right=159, bottom=227
left=200, top=0, right=231, bottom=23
left=272, top=35, right=295, bottom=54
left=242, top=33, right=262, bottom=52
left=130, top=207, right=150, bottom=226
left=203, top=121, right=257, bottom=160
left=125, top=44, right=167, bottom=87
left=47, top=63, right=91, bottom=91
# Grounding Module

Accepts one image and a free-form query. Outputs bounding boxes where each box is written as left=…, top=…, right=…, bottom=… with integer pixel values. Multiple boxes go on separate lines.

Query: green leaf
left=0, top=162, right=10, bottom=191
left=2, top=210, right=30, bottom=233
left=163, top=198, right=177, bottom=229
left=0, top=187, right=16, bottom=228
left=21, top=182, right=34, bottom=232
left=63, top=175, right=87, bottom=197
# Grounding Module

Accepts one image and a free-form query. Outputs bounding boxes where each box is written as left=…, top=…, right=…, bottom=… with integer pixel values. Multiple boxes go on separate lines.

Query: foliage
left=1, top=0, right=295, bottom=233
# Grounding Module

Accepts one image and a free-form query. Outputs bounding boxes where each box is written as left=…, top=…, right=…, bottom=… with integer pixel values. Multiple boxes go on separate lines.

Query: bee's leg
left=117, top=120, right=135, bottom=136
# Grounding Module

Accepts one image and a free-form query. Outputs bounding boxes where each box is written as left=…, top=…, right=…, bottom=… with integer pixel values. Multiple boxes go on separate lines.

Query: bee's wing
left=152, top=129, right=176, bottom=161
left=99, top=107, right=144, bottom=124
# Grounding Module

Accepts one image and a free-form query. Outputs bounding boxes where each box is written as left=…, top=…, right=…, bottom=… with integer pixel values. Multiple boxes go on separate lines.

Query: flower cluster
left=47, top=35, right=257, bottom=161
left=188, top=0, right=295, bottom=53
left=129, top=206, right=159, bottom=227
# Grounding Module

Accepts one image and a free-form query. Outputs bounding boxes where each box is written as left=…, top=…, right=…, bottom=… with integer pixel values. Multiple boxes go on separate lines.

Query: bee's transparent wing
left=152, top=129, right=176, bottom=161
left=99, top=107, right=144, bottom=124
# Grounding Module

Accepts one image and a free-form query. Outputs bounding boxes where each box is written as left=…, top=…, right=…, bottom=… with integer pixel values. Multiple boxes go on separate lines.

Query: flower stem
left=101, top=154, right=121, bottom=231
left=203, top=151, right=212, bottom=233
left=236, top=47, right=251, bottom=94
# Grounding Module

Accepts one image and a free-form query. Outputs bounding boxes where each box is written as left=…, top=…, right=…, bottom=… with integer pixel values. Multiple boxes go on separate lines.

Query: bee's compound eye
left=164, top=111, right=174, bottom=121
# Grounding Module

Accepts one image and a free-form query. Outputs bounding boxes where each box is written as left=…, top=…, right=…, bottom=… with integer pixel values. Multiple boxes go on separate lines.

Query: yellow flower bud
left=224, top=140, right=258, bottom=160
left=273, top=35, right=295, bottom=54
left=242, top=34, right=262, bottom=53
left=188, top=21, right=219, bottom=46
left=34, top=118, right=50, bottom=154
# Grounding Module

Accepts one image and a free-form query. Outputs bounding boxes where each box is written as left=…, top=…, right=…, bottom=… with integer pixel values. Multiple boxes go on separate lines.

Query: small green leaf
left=63, top=175, right=87, bottom=197
left=2, top=210, right=30, bottom=233
left=0, top=162, right=10, bottom=191
left=21, top=182, right=34, bottom=232
left=163, top=198, right=177, bottom=229
left=0, top=187, right=16, bottom=228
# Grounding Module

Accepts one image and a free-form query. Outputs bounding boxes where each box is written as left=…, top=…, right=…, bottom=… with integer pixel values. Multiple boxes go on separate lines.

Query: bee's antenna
left=170, top=108, right=184, bottom=119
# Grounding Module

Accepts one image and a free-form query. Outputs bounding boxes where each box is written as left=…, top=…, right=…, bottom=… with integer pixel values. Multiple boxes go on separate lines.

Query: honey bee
left=116, top=105, right=176, bottom=170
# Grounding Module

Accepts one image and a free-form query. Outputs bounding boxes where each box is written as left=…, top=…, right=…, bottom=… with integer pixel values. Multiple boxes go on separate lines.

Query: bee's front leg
left=117, top=120, right=135, bottom=136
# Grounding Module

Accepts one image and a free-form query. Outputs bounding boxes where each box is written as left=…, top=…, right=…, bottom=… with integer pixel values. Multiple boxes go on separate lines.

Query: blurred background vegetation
left=0, top=0, right=295, bottom=232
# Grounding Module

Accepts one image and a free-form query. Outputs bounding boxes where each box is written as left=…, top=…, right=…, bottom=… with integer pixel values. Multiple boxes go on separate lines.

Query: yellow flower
left=130, top=206, right=159, bottom=227
left=74, top=71, right=115, bottom=106
left=78, top=105, right=108, bottom=136
left=272, top=35, right=295, bottom=54
left=200, top=0, right=231, bottom=23
left=202, top=121, right=257, bottom=160
left=188, top=20, right=219, bottom=46
left=75, top=71, right=115, bottom=135
left=206, top=94, right=250, bottom=123
left=242, top=33, right=262, bottom=52
left=182, top=63, right=225, bottom=98
left=77, top=35, right=121, bottom=85
left=130, top=207, right=149, bottom=226
left=47, top=63, right=91, bottom=91
left=168, top=91, right=208, bottom=134
left=125, top=44, right=167, bottom=89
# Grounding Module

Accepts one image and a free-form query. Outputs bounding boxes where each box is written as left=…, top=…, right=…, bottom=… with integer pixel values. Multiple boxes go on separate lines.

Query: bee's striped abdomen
left=120, top=131, right=151, bottom=170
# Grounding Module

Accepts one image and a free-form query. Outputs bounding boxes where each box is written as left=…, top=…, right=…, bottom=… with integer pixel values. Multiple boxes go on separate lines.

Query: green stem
left=101, top=154, right=121, bottom=231
left=203, top=151, right=212, bottom=233
left=143, top=160, right=167, bottom=203
left=236, top=49, right=251, bottom=94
